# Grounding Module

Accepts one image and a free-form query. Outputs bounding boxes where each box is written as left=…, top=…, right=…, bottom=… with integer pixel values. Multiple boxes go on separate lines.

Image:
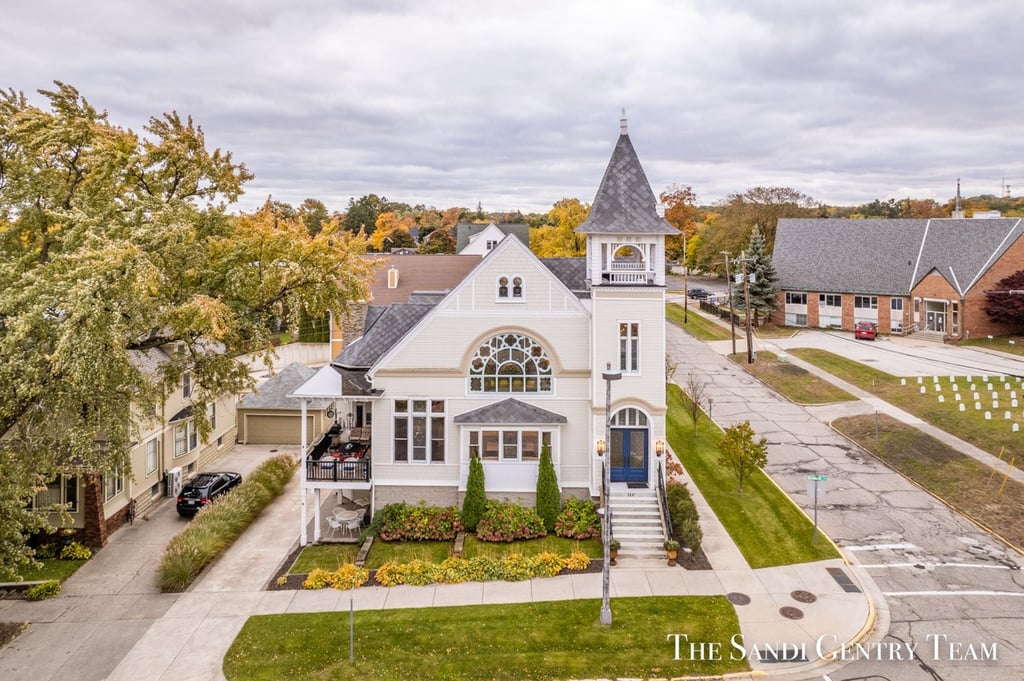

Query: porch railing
left=306, top=457, right=372, bottom=483
left=656, top=463, right=673, bottom=542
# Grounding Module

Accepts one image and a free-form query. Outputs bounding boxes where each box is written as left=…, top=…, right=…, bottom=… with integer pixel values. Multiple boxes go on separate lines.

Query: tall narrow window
left=394, top=399, right=445, bottom=463
left=619, top=322, right=640, bottom=373
left=182, top=371, right=191, bottom=398
left=146, top=438, right=158, bottom=474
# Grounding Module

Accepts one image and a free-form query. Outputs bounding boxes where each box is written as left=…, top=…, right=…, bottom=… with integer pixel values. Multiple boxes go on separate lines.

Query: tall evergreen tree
left=461, top=453, right=487, bottom=532
left=732, top=225, right=779, bottom=325
left=535, top=443, right=560, bottom=531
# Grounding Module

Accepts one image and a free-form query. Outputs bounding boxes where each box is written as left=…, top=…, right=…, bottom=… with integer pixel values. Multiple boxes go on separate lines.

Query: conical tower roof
left=576, top=116, right=678, bottom=235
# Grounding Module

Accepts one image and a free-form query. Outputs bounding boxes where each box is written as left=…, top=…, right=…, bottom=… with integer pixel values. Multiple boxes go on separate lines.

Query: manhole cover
left=791, top=590, right=817, bottom=603
left=780, top=606, right=804, bottom=619
left=726, top=592, right=751, bottom=605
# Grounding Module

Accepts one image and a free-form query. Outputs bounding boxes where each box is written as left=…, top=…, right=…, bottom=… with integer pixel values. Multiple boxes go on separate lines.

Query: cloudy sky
left=4, top=0, right=1022, bottom=214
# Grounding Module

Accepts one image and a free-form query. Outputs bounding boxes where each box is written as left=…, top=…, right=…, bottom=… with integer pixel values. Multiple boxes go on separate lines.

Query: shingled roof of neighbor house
left=452, top=398, right=568, bottom=425
left=775, top=217, right=1024, bottom=296
left=238, top=362, right=330, bottom=410
left=576, top=116, right=677, bottom=236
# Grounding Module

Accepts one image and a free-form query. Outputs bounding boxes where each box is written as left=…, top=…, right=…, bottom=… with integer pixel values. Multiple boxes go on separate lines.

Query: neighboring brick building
left=773, top=217, right=1024, bottom=340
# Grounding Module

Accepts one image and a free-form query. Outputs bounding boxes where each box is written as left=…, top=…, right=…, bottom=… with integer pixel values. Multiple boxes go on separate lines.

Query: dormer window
left=496, top=274, right=524, bottom=302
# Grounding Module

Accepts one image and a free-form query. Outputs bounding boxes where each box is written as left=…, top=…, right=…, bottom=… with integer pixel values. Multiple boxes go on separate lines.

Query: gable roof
left=539, top=257, right=589, bottom=296
left=576, top=129, right=677, bottom=236
left=452, top=398, right=567, bottom=425
left=775, top=217, right=1024, bottom=296
left=911, top=218, right=1024, bottom=294
left=456, top=222, right=530, bottom=252
left=239, top=363, right=330, bottom=410
left=362, top=253, right=481, bottom=305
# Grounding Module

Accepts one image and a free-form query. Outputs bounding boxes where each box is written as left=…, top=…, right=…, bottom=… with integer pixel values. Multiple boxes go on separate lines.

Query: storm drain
left=826, top=566, right=862, bottom=593
left=726, top=592, right=751, bottom=606
left=779, top=606, right=804, bottom=620
left=791, top=589, right=817, bottom=603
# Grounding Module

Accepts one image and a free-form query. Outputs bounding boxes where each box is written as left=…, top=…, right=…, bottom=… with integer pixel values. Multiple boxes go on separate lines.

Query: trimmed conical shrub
left=462, top=453, right=486, bottom=532
left=535, top=443, right=560, bottom=532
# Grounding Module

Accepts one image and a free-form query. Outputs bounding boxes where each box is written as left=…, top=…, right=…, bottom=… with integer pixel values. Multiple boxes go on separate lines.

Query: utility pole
left=683, top=234, right=689, bottom=323
left=721, top=252, right=736, bottom=356
left=741, top=250, right=754, bottom=363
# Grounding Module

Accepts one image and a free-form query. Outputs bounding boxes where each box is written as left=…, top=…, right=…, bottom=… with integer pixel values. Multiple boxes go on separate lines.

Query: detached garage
left=237, top=363, right=331, bottom=444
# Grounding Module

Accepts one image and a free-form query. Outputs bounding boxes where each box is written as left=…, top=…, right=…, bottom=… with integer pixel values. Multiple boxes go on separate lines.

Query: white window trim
left=393, top=399, right=446, bottom=464
left=495, top=273, right=525, bottom=303
left=618, top=320, right=640, bottom=375
left=468, top=428, right=553, bottom=462
left=145, top=438, right=159, bottom=474
left=104, top=467, right=124, bottom=502
left=182, top=371, right=192, bottom=399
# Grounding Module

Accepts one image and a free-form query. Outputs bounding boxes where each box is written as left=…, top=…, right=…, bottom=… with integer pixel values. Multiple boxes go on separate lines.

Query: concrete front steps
left=609, top=486, right=666, bottom=560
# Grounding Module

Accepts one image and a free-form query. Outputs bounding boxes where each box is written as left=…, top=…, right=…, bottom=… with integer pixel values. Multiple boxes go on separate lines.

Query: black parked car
left=688, top=287, right=712, bottom=300
left=176, top=471, right=242, bottom=517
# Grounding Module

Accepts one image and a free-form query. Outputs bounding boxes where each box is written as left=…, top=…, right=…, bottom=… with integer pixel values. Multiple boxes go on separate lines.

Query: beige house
left=237, top=363, right=331, bottom=444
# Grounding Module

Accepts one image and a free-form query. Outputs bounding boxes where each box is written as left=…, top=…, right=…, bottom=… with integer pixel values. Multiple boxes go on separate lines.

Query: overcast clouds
left=3, top=0, right=1022, bottom=213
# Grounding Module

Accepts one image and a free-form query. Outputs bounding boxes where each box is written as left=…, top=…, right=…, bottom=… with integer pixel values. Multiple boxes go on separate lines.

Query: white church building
left=293, top=118, right=678, bottom=545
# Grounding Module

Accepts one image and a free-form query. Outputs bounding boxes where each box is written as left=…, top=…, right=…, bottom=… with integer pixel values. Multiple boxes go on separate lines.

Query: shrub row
left=378, top=502, right=464, bottom=541
left=157, top=454, right=297, bottom=592
left=367, top=550, right=591, bottom=587
left=554, top=497, right=600, bottom=539
left=25, top=580, right=61, bottom=601
left=302, top=564, right=369, bottom=590
left=666, top=482, right=703, bottom=553
left=475, top=501, right=546, bottom=542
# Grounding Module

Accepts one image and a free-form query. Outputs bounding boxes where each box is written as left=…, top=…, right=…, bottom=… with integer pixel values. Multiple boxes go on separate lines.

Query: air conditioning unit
left=166, top=467, right=183, bottom=497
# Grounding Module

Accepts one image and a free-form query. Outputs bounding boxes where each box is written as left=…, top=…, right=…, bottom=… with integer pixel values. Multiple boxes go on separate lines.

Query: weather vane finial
left=620, top=108, right=627, bottom=135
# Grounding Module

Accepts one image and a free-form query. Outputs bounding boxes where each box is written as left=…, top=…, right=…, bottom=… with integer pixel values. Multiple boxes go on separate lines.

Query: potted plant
left=664, top=539, right=680, bottom=566
left=609, top=538, right=620, bottom=566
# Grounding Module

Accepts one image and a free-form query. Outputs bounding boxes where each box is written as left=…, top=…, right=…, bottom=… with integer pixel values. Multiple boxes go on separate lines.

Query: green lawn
left=666, top=384, right=839, bottom=568
left=833, top=413, right=1024, bottom=550
left=790, top=348, right=1024, bottom=466
left=224, top=596, right=747, bottom=680
left=959, top=335, right=1024, bottom=357
left=0, top=559, right=86, bottom=583
left=461, top=535, right=603, bottom=559
left=290, top=544, right=361, bottom=575
left=666, top=303, right=734, bottom=341
left=362, top=540, right=453, bottom=569
left=734, top=351, right=856, bottom=405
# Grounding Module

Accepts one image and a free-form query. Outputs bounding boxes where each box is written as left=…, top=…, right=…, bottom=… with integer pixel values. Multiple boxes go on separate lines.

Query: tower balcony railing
left=602, top=261, right=654, bottom=284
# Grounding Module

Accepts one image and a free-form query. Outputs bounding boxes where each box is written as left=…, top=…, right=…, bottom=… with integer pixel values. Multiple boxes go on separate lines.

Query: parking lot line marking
left=861, top=562, right=1017, bottom=570
left=846, top=543, right=917, bottom=551
left=884, top=590, right=1024, bottom=597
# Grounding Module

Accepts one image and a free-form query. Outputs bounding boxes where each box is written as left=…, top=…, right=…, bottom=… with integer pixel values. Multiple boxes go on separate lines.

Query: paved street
left=666, top=314, right=1024, bottom=680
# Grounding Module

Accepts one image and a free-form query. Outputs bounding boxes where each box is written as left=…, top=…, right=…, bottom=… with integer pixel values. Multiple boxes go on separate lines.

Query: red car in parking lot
left=854, top=321, right=878, bottom=340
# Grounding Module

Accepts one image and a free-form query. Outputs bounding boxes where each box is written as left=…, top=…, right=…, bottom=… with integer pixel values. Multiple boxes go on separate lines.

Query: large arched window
left=468, top=333, right=553, bottom=393
left=611, top=408, right=648, bottom=427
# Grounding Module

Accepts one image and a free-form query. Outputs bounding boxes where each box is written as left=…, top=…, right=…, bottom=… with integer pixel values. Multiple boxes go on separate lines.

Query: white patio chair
left=327, top=515, right=343, bottom=537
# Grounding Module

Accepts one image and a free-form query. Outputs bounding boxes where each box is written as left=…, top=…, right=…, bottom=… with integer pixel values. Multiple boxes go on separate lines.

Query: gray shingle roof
left=912, top=218, right=1024, bottom=293
left=775, top=217, right=1024, bottom=296
left=452, top=398, right=568, bottom=425
left=576, top=133, right=678, bottom=235
left=456, top=223, right=530, bottom=251
left=540, top=258, right=589, bottom=295
left=333, top=303, right=435, bottom=368
left=774, top=218, right=927, bottom=295
left=238, top=363, right=330, bottom=410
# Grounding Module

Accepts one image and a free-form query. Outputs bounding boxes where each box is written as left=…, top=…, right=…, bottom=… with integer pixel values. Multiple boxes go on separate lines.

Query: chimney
left=387, top=266, right=400, bottom=289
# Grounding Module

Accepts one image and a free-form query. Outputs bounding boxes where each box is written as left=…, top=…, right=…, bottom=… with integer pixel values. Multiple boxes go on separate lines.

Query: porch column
left=313, top=488, right=322, bottom=543
left=300, top=398, right=308, bottom=546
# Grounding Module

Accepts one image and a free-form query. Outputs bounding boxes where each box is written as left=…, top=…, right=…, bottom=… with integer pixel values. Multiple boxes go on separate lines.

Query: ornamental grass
left=157, top=454, right=297, bottom=592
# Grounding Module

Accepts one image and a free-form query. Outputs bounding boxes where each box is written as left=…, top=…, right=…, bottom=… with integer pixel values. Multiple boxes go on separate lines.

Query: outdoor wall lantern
left=596, top=439, right=606, bottom=456
left=655, top=439, right=665, bottom=457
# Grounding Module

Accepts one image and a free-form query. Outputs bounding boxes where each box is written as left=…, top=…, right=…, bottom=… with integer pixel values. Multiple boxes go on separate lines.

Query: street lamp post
left=683, top=233, right=689, bottom=323
left=740, top=250, right=754, bottom=364
left=721, top=252, right=736, bottom=356
left=599, top=362, right=622, bottom=626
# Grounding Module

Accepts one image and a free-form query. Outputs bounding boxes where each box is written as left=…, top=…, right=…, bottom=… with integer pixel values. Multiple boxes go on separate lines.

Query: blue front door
left=610, top=428, right=648, bottom=483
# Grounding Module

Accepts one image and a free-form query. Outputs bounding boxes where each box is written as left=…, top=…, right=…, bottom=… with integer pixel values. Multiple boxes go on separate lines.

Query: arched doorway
left=610, top=407, right=649, bottom=483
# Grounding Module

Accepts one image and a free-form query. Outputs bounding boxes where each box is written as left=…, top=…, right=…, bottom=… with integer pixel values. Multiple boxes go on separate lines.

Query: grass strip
left=224, top=596, right=747, bottom=681
left=733, top=351, right=856, bottom=405
left=667, top=384, right=839, bottom=568
left=833, top=413, right=1024, bottom=550
left=289, top=544, right=361, bottom=575
left=666, top=303, right=733, bottom=341
left=790, top=347, right=1023, bottom=465
left=0, top=559, right=86, bottom=583
left=461, top=535, right=603, bottom=559
left=959, top=336, right=1024, bottom=357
